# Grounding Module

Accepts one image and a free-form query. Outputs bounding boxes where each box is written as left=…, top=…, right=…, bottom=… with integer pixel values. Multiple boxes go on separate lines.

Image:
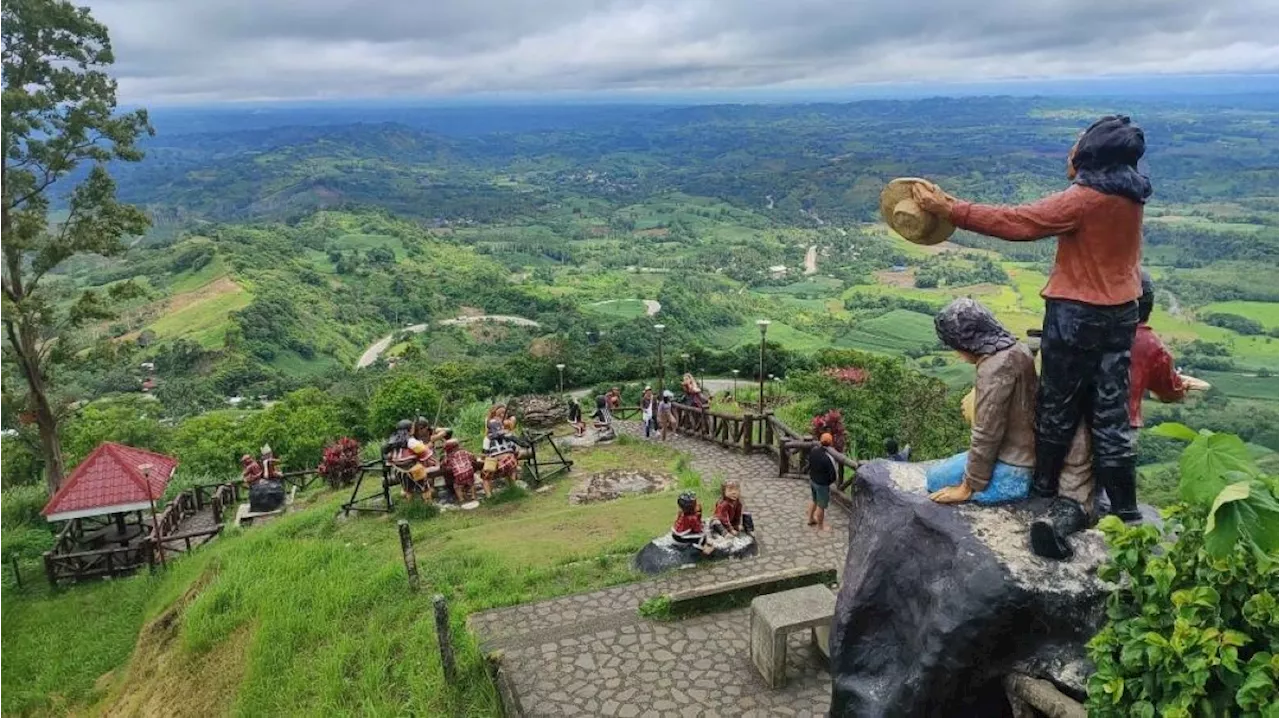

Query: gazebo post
left=142, top=464, right=165, bottom=567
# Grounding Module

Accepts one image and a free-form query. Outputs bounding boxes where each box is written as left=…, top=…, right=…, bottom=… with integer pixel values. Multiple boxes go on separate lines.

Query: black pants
left=1037, top=299, right=1138, bottom=470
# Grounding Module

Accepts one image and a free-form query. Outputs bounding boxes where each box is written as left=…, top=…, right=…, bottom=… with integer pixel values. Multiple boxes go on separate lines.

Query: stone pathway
left=469, top=421, right=848, bottom=717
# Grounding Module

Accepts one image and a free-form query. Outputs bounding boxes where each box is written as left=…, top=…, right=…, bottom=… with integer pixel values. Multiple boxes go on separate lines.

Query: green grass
left=145, top=279, right=252, bottom=348
left=922, top=361, right=977, bottom=391
left=1, top=439, right=698, bottom=717
left=586, top=299, right=649, bottom=320
left=269, top=350, right=342, bottom=377
left=168, top=256, right=230, bottom=293
left=755, top=277, right=844, bottom=296
left=1, top=576, right=162, bottom=716
left=834, top=309, right=938, bottom=354
left=707, top=321, right=829, bottom=351
left=1195, top=370, right=1279, bottom=401
left=1199, top=301, right=1279, bottom=332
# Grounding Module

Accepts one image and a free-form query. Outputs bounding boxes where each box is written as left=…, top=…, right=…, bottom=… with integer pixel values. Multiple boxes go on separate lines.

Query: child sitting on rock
left=711, top=479, right=753, bottom=536
left=671, top=491, right=715, bottom=555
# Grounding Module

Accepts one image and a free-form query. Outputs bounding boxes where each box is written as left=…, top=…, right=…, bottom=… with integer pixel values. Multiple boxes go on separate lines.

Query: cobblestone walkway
left=469, top=421, right=848, bottom=717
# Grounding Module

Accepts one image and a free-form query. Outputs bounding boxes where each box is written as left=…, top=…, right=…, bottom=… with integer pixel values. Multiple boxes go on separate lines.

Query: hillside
left=16, top=95, right=1273, bottom=470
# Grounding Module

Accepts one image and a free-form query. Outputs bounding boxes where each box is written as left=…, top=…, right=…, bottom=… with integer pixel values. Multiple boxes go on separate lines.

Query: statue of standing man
left=911, top=116, right=1152, bottom=557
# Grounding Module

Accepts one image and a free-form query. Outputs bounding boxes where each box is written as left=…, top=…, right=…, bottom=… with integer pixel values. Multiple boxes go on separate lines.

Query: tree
left=2, top=0, right=152, bottom=492
left=367, top=375, right=442, bottom=437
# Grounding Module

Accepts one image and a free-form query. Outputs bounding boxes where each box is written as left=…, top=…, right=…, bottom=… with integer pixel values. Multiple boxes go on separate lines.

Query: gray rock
left=569, top=469, right=674, bottom=505
left=633, top=530, right=758, bottom=575
left=507, top=394, right=566, bottom=428
left=830, top=460, right=1123, bottom=716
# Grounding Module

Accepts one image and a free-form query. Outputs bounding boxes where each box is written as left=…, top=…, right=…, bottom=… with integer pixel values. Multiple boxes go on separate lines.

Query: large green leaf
left=1148, top=422, right=1200, bottom=442
left=1204, top=480, right=1280, bottom=558
left=1178, top=432, right=1257, bottom=506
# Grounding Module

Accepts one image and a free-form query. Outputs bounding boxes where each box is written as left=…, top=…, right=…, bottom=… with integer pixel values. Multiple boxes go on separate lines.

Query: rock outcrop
left=568, top=469, right=673, bottom=505
left=830, top=459, right=1123, bottom=716
left=506, top=395, right=566, bottom=428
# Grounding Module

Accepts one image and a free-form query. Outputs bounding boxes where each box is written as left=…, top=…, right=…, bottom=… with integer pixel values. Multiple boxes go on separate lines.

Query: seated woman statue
left=927, top=298, right=1036, bottom=505
left=382, top=419, right=436, bottom=504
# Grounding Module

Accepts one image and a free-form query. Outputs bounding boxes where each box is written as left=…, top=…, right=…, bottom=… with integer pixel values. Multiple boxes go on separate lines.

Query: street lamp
left=680, top=353, right=690, bottom=378
left=756, top=319, right=771, bottom=414
left=556, top=363, right=565, bottom=394
left=731, top=369, right=739, bottom=402
left=653, top=324, right=666, bottom=395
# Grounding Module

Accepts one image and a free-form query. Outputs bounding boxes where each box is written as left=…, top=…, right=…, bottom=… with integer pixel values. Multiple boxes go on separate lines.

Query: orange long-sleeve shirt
left=949, top=184, right=1144, bottom=306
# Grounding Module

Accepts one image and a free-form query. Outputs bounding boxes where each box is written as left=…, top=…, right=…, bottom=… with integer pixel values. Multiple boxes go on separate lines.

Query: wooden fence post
left=742, top=413, right=755, bottom=453
left=434, top=594, right=458, bottom=683
left=398, top=520, right=419, bottom=591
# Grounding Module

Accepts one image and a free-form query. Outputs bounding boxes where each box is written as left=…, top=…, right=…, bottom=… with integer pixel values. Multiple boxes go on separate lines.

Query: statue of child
left=711, top=479, right=754, bottom=536
left=671, top=491, right=714, bottom=555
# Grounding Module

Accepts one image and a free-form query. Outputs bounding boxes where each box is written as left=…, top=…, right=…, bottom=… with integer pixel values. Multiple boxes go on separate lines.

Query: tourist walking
left=567, top=397, right=586, bottom=437
left=656, top=390, right=675, bottom=441
left=808, top=433, right=837, bottom=532
left=640, top=386, right=656, bottom=438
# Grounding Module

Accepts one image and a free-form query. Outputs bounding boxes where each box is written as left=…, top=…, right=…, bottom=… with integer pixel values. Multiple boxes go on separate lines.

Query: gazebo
left=42, top=442, right=178, bottom=549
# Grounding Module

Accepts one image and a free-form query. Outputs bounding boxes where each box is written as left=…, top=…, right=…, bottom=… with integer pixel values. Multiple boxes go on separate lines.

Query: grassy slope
left=1199, top=301, right=1280, bottom=332
left=1, top=439, right=700, bottom=717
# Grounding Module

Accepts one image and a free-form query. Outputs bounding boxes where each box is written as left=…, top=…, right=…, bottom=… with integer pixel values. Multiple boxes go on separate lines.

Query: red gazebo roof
left=42, top=443, right=178, bottom=521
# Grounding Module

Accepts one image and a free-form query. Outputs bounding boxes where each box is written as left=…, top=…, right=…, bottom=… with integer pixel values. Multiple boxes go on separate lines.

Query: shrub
left=317, top=438, right=364, bottom=489
left=1087, top=425, right=1279, bottom=717
left=811, top=409, right=847, bottom=453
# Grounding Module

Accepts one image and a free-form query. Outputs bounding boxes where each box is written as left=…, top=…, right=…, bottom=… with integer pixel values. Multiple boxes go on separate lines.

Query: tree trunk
left=34, top=384, right=65, bottom=494
left=5, top=317, right=65, bottom=493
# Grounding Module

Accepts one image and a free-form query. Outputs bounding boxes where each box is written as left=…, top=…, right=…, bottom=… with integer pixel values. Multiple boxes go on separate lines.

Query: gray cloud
left=84, top=0, right=1279, bottom=103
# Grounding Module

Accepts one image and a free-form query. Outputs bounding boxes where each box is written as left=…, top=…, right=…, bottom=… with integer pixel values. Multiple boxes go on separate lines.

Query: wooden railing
left=43, top=542, right=154, bottom=584
left=663, top=404, right=860, bottom=510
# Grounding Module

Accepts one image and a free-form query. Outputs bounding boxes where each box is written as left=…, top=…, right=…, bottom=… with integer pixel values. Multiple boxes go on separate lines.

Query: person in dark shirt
left=884, top=438, right=911, bottom=462
left=567, top=397, right=585, bottom=437
left=808, top=433, right=837, bottom=532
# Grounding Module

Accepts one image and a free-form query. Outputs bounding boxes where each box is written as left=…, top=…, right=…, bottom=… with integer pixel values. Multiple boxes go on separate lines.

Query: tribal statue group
left=378, top=407, right=531, bottom=506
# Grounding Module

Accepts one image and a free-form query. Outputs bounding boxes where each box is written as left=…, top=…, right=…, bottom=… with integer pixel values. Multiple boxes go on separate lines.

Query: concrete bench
left=750, top=583, right=837, bottom=689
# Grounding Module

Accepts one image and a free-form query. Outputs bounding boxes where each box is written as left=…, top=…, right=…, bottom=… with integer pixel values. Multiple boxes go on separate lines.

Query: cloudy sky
left=86, top=0, right=1279, bottom=104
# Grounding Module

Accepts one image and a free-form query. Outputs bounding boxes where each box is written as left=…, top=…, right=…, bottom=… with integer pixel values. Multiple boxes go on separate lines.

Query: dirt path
left=804, top=245, right=818, bottom=275
left=355, top=323, right=428, bottom=369
left=590, top=299, right=662, bottom=317
left=437, top=314, right=541, bottom=328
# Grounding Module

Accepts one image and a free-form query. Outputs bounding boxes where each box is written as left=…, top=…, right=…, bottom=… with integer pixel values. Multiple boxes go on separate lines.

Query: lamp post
left=756, top=319, right=771, bottom=414
left=731, top=369, right=739, bottom=402
left=555, top=364, right=565, bottom=394
left=653, top=324, right=666, bottom=395
left=680, top=353, right=690, bottom=378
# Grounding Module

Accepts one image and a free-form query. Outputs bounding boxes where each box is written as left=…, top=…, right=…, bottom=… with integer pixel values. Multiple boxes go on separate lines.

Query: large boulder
left=634, top=529, right=758, bottom=575
left=830, top=460, right=1118, bottom=716
left=248, top=479, right=286, bottom=513
left=506, top=395, right=566, bottom=429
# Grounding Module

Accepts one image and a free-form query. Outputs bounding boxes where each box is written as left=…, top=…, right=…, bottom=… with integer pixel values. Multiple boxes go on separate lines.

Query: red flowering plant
left=811, top=410, right=847, bottom=453
left=317, top=437, right=363, bottom=489
left=822, top=366, right=869, bottom=385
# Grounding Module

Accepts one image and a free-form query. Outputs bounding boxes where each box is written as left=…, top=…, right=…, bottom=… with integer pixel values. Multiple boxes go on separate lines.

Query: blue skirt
left=925, top=452, right=1030, bottom=505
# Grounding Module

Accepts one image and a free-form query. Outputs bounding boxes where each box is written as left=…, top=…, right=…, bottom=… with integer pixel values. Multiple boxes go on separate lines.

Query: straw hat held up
left=879, top=177, right=955, bottom=246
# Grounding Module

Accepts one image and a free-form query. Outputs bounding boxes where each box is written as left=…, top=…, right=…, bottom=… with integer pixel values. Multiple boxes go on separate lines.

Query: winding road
left=804, top=245, right=818, bottom=275
left=589, top=299, right=662, bottom=317
left=355, top=315, right=543, bottom=369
